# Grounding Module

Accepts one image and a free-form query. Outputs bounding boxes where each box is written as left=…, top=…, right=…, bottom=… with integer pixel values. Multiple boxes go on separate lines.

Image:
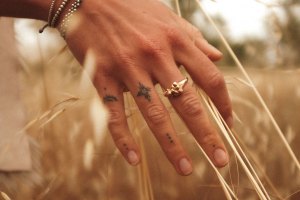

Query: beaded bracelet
left=39, top=0, right=70, bottom=33
left=39, top=0, right=57, bottom=33
left=50, top=0, right=70, bottom=27
left=58, top=0, right=82, bottom=38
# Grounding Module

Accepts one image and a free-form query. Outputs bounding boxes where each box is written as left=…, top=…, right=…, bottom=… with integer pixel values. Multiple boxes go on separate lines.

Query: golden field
left=0, top=19, right=299, bottom=199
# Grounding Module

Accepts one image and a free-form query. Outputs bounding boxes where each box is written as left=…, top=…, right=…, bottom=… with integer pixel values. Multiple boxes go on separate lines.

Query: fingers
left=176, top=17, right=223, bottom=61
left=173, top=40, right=233, bottom=128
left=154, top=66, right=229, bottom=167
left=123, top=73, right=193, bottom=176
left=94, top=73, right=140, bottom=166
left=194, top=38, right=223, bottom=62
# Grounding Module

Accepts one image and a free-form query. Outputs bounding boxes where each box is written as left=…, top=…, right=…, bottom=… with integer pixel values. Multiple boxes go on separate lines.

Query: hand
left=63, top=0, right=232, bottom=176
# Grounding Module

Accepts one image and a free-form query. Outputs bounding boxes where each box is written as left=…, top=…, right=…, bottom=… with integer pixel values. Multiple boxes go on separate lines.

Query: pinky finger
left=176, top=17, right=223, bottom=61
left=194, top=38, right=223, bottom=62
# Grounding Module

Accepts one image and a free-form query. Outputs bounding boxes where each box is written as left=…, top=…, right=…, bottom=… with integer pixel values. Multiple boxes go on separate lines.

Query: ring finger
left=153, top=63, right=229, bottom=168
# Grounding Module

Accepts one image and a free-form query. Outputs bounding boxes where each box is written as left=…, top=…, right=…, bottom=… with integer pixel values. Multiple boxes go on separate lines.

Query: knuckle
left=207, top=72, right=226, bottom=90
left=222, top=103, right=232, bottom=116
left=108, top=110, right=123, bottom=126
left=115, top=50, right=135, bottom=68
left=93, top=66, right=110, bottom=85
left=164, top=145, right=182, bottom=158
left=163, top=25, right=186, bottom=47
left=199, top=132, right=216, bottom=146
left=181, top=94, right=203, bottom=117
left=138, top=37, right=166, bottom=57
left=146, top=104, right=168, bottom=125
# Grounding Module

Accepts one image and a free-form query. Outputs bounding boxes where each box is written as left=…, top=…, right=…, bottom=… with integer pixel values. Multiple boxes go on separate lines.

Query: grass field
left=1, top=5, right=300, bottom=199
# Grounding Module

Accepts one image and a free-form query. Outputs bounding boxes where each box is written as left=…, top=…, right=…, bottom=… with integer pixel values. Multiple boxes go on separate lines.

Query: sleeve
left=0, top=17, right=32, bottom=172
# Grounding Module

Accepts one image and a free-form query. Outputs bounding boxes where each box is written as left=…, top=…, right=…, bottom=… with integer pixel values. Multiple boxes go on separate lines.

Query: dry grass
left=1, top=1, right=300, bottom=199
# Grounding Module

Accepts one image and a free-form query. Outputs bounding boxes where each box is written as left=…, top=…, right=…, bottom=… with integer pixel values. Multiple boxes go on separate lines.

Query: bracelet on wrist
left=39, top=0, right=82, bottom=38
left=58, top=0, right=82, bottom=38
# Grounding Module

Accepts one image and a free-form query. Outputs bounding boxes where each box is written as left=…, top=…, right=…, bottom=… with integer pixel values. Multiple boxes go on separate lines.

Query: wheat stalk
left=174, top=0, right=182, bottom=16
left=194, top=0, right=300, bottom=172
left=173, top=1, right=240, bottom=199
left=194, top=139, right=238, bottom=199
left=231, top=130, right=283, bottom=199
left=0, top=192, right=11, bottom=200
left=125, top=93, right=155, bottom=200
left=199, top=90, right=270, bottom=200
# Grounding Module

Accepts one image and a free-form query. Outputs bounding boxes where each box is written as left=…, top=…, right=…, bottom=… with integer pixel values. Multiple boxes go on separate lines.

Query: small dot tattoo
left=166, top=133, right=174, bottom=144
left=123, top=143, right=129, bottom=151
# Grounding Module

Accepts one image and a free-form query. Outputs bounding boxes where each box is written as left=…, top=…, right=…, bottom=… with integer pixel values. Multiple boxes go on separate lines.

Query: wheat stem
left=0, top=192, right=11, bottom=200
left=194, top=140, right=238, bottom=199
left=174, top=0, right=182, bottom=17
left=174, top=2, right=237, bottom=199
left=232, top=130, right=283, bottom=199
left=199, top=91, right=269, bottom=200
left=195, top=0, right=300, bottom=172
left=207, top=96, right=272, bottom=199
left=125, top=94, right=154, bottom=200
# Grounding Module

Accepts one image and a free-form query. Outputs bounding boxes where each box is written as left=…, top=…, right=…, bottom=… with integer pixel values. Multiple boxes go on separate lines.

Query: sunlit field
left=1, top=0, right=300, bottom=199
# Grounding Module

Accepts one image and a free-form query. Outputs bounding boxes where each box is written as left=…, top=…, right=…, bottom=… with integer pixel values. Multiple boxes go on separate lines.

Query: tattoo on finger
left=123, top=143, right=129, bottom=151
left=166, top=133, right=174, bottom=144
left=103, top=95, right=118, bottom=103
left=137, top=82, right=151, bottom=102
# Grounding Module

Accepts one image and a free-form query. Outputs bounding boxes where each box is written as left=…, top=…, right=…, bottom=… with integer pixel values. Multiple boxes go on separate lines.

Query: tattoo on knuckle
left=103, top=95, right=118, bottom=103
left=146, top=104, right=167, bottom=124
left=137, top=82, right=152, bottom=102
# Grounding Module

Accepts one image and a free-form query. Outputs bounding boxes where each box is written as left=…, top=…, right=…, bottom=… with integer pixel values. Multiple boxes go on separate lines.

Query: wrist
left=0, top=0, right=51, bottom=21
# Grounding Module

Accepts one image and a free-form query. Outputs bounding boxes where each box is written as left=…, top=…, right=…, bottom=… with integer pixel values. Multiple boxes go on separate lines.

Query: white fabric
left=0, top=18, right=32, bottom=171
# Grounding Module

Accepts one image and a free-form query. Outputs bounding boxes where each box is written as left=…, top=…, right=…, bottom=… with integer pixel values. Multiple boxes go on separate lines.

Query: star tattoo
left=137, top=82, right=151, bottom=102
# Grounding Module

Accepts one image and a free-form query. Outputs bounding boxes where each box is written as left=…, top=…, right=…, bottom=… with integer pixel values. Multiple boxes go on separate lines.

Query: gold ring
left=164, top=77, right=188, bottom=97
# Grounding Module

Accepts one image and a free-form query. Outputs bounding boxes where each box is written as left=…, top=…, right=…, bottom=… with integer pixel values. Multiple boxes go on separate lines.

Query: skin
left=0, top=0, right=233, bottom=176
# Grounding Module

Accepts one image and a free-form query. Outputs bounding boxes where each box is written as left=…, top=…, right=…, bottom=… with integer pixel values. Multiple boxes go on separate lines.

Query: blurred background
left=173, top=0, right=300, bottom=69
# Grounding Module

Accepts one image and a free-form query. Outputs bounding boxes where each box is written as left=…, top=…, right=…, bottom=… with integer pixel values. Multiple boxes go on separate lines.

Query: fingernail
left=179, top=158, right=193, bottom=175
left=208, top=44, right=222, bottom=56
left=226, top=116, right=234, bottom=128
left=127, top=150, right=139, bottom=165
left=213, top=148, right=229, bottom=167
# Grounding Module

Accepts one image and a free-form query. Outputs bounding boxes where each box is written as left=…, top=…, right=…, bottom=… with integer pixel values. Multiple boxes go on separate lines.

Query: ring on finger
left=164, top=77, right=188, bottom=97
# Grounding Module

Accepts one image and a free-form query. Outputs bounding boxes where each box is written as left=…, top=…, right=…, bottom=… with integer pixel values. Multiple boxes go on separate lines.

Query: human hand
left=62, top=0, right=232, bottom=176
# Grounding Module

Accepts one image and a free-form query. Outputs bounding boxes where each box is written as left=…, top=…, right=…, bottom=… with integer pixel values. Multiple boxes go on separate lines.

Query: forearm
left=0, top=0, right=50, bottom=21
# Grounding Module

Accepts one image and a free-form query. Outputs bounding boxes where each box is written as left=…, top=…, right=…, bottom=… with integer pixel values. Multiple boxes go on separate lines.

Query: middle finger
left=154, top=62, right=229, bottom=168
left=123, top=71, right=193, bottom=176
